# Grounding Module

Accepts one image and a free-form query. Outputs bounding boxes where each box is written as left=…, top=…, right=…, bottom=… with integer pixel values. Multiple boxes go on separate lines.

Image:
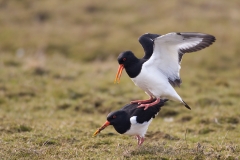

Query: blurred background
left=0, top=0, right=240, bottom=159
left=0, top=0, right=240, bottom=60
left=1, top=0, right=239, bottom=110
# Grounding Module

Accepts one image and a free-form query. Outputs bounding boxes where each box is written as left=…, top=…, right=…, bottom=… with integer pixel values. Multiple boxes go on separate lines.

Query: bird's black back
left=121, top=99, right=168, bottom=124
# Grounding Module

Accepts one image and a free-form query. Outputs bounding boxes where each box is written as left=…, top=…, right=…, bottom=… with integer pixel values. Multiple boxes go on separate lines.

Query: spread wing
left=145, top=32, right=216, bottom=87
left=138, top=33, right=161, bottom=59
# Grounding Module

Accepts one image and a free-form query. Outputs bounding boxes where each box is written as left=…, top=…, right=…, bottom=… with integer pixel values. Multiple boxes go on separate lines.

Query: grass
left=0, top=54, right=239, bottom=159
left=0, top=0, right=240, bottom=159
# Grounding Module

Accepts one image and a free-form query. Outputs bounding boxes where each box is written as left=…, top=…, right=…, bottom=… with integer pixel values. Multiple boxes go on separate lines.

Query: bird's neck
left=125, top=59, right=146, bottom=78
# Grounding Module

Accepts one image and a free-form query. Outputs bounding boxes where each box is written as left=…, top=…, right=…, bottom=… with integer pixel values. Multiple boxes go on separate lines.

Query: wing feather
left=138, top=33, right=161, bottom=59
left=145, top=32, right=215, bottom=87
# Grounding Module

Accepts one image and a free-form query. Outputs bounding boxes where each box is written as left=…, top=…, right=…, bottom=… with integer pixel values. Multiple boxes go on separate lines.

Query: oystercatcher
left=93, top=99, right=167, bottom=145
left=114, top=32, right=215, bottom=110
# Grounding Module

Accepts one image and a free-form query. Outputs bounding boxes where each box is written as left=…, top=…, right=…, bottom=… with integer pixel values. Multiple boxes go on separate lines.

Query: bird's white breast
left=130, top=63, right=182, bottom=102
left=131, top=64, right=171, bottom=97
left=124, top=116, right=152, bottom=137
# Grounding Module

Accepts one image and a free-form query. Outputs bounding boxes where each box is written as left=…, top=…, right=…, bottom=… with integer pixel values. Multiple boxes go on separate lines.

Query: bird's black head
left=106, top=110, right=131, bottom=134
left=114, top=50, right=145, bottom=81
left=93, top=110, right=131, bottom=136
left=107, top=110, right=128, bottom=125
left=117, top=51, right=139, bottom=67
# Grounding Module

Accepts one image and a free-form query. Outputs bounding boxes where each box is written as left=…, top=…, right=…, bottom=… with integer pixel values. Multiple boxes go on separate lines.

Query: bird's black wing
left=176, top=32, right=216, bottom=63
left=138, top=33, right=161, bottom=59
left=121, top=99, right=168, bottom=124
left=120, top=103, right=139, bottom=115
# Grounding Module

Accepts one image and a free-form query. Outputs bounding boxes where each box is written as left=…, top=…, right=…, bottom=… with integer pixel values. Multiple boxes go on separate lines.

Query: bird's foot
left=136, top=135, right=144, bottom=146
left=137, top=98, right=161, bottom=110
left=131, top=96, right=154, bottom=104
left=135, top=135, right=140, bottom=141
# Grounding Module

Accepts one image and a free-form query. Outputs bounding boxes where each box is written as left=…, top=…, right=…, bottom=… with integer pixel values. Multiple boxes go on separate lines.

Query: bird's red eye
left=123, top=58, right=126, bottom=61
left=113, top=115, right=116, bottom=119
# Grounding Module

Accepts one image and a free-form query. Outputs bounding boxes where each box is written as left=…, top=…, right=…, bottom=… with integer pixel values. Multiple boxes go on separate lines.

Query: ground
left=0, top=0, right=240, bottom=159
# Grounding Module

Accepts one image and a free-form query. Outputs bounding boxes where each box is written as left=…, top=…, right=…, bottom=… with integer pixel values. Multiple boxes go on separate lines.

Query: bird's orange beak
left=114, top=64, right=124, bottom=84
left=92, top=121, right=110, bottom=137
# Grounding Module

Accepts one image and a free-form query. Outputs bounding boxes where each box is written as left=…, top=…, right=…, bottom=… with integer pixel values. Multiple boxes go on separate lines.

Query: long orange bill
left=92, top=121, right=110, bottom=137
left=114, top=64, right=124, bottom=84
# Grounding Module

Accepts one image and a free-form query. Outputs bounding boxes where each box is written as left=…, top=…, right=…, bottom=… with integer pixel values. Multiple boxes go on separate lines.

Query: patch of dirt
left=198, top=127, right=215, bottom=134
left=179, top=116, right=192, bottom=122
left=196, top=98, right=219, bottom=107
left=147, top=131, right=180, bottom=141
left=56, top=103, right=71, bottom=110
left=33, top=67, right=49, bottom=76
left=198, top=118, right=211, bottom=124
left=218, top=116, right=239, bottom=124
left=6, top=91, right=36, bottom=98
left=159, top=109, right=179, bottom=117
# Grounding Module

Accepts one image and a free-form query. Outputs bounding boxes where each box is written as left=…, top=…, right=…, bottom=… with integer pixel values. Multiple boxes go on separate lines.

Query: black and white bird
left=93, top=99, right=167, bottom=145
left=114, top=32, right=216, bottom=110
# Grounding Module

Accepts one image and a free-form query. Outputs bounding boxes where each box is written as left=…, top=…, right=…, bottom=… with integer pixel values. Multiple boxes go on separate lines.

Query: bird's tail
left=182, top=100, right=191, bottom=110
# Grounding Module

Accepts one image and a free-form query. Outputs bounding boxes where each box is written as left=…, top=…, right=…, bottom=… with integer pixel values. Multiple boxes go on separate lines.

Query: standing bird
left=93, top=99, right=167, bottom=146
left=114, top=32, right=216, bottom=110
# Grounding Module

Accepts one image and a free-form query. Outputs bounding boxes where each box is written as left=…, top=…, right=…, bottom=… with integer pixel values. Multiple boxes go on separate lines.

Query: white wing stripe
left=178, top=38, right=203, bottom=50
left=145, top=32, right=215, bottom=86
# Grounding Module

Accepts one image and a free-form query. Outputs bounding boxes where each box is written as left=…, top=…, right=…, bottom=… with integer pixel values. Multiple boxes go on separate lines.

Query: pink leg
left=135, top=135, right=140, bottom=141
left=137, top=98, right=161, bottom=110
left=136, top=135, right=144, bottom=146
left=139, top=137, right=144, bottom=146
left=131, top=96, right=154, bottom=104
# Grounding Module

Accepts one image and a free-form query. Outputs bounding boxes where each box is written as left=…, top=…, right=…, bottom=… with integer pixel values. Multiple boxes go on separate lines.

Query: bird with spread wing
left=114, top=32, right=216, bottom=110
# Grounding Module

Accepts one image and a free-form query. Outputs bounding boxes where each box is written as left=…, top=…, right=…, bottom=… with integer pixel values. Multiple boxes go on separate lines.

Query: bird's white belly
left=125, top=118, right=152, bottom=137
left=131, top=66, right=181, bottom=101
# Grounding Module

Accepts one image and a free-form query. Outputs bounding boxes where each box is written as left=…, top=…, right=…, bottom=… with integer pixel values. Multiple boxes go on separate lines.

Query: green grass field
left=0, top=0, right=240, bottom=159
